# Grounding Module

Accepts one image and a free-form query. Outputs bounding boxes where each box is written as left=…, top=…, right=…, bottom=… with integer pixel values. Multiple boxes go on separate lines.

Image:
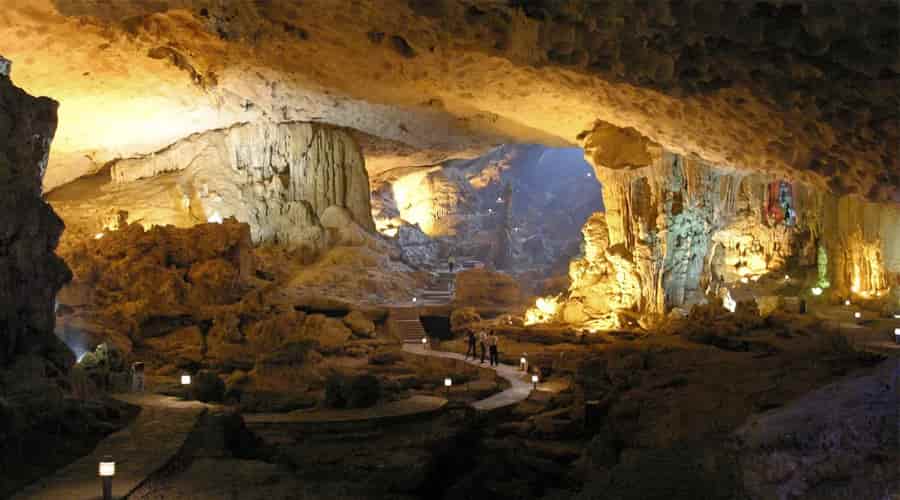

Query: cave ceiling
left=1, top=0, right=897, bottom=201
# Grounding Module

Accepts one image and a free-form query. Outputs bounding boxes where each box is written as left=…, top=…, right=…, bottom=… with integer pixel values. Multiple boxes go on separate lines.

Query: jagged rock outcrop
left=0, top=56, right=74, bottom=443
left=0, top=58, right=72, bottom=367
left=57, top=219, right=254, bottom=345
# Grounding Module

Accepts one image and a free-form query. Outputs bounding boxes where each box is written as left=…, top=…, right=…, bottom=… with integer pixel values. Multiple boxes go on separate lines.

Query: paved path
left=13, top=394, right=208, bottom=500
left=403, top=343, right=533, bottom=411
left=243, top=395, right=446, bottom=426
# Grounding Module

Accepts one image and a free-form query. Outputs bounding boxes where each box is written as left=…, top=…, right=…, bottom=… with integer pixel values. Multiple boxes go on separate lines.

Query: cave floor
left=13, top=395, right=209, bottom=500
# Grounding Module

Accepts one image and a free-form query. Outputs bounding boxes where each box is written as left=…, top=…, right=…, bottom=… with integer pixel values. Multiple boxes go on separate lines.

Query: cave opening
left=371, top=145, right=604, bottom=283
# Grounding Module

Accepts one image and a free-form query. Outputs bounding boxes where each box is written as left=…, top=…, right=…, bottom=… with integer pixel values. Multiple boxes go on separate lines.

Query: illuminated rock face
left=372, top=145, right=602, bottom=271
left=822, top=196, right=900, bottom=297
left=52, top=121, right=374, bottom=255
left=0, top=60, right=72, bottom=393
left=3, top=1, right=896, bottom=201
left=531, top=120, right=897, bottom=329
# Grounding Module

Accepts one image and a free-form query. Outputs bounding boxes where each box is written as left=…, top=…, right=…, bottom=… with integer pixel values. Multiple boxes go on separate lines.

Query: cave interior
left=0, top=1, right=898, bottom=499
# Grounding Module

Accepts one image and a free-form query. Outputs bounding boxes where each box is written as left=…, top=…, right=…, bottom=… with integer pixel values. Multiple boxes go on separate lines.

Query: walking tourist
left=489, top=332, right=499, bottom=366
left=479, top=330, right=488, bottom=364
left=465, top=330, right=477, bottom=360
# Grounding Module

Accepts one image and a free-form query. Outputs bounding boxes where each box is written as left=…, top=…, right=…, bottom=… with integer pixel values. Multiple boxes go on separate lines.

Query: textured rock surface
left=454, top=268, right=523, bottom=308
left=372, top=145, right=602, bottom=272
left=528, top=120, right=897, bottom=329
left=51, top=121, right=373, bottom=255
left=58, top=219, right=254, bottom=330
left=0, top=61, right=72, bottom=375
left=734, top=359, right=899, bottom=499
left=2, top=1, right=896, bottom=201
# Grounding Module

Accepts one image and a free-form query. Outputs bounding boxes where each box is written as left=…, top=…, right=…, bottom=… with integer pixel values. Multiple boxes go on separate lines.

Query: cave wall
left=0, top=56, right=73, bottom=403
left=52, top=121, right=374, bottom=255
left=822, top=195, right=900, bottom=296
left=544, top=119, right=897, bottom=329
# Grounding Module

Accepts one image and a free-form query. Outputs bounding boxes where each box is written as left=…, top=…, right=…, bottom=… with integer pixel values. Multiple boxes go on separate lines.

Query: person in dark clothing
left=489, top=332, right=499, bottom=366
left=479, top=331, right=488, bottom=364
left=465, top=330, right=477, bottom=360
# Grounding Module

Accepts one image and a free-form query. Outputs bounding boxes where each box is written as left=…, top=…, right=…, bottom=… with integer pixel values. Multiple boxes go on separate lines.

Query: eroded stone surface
left=1, top=1, right=895, bottom=200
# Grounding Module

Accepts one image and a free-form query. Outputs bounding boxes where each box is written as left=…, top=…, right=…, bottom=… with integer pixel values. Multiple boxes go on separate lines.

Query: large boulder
left=343, top=310, right=376, bottom=338
left=454, top=269, right=522, bottom=307
left=298, top=314, right=351, bottom=353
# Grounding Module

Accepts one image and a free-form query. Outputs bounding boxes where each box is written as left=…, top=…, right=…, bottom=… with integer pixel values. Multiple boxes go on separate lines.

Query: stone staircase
left=420, top=271, right=455, bottom=305
left=389, top=307, right=428, bottom=344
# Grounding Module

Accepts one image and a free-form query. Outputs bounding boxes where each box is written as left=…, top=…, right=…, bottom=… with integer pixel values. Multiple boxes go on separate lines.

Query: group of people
left=465, top=328, right=500, bottom=366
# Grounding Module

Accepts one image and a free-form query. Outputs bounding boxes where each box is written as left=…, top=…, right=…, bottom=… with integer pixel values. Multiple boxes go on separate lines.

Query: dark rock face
left=0, top=58, right=72, bottom=371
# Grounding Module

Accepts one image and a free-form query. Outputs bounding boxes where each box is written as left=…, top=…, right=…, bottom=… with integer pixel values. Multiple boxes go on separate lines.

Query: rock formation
left=735, top=359, right=899, bottom=499
left=0, top=55, right=74, bottom=440
left=372, top=145, right=602, bottom=272
left=528, top=120, right=899, bottom=330
left=52, top=121, right=374, bottom=256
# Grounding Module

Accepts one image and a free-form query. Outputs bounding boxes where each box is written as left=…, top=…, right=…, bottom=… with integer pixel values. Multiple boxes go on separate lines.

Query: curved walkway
left=403, top=343, right=533, bottom=411
left=13, top=394, right=208, bottom=500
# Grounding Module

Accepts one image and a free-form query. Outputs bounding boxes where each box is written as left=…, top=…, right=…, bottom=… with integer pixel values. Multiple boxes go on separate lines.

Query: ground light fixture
left=181, top=374, right=191, bottom=385
left=421, top=337, right=428, bottom=349
left=412, top=297, right=418, bottom=303
left=854, top=312, right=862, bottom=319
left=811, top=287, right=823, bottom=296
left=98, top=455, right=115, bottom=500
left=531, top=374, right=539, bottom=389
left=894, top=328, right=900, bottom=344
left=845, top=300, right=851, bottom=306
left=520, top=356, right=527, bottom=371
left=444, top=378, right=452, bottom=396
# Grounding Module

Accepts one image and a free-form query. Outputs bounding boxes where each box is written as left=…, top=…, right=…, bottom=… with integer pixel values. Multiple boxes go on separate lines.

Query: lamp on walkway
left=181, top=374, right=191, bottom=385
left=98, top=455, right=115, bottom=500
left=444, top=377, right=452, bottom=396
left=531, top=374, right=539, bottom=390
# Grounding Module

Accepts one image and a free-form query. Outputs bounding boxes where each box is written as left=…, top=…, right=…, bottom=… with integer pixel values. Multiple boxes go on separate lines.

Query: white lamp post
left=519, top=356, right=527, bottom=372
left=444, top=377, right=452, bottom=396
left=854, top=312, right=862, bottom=319
left=894, top=328, right=899, bottom=344
left=181, top=374, right=191, bottom=386
left=531, top=374, right=539, bottom=390
left=98, top=456, right=115, bottom=500
left=421, top=337, right=428, bottom=349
